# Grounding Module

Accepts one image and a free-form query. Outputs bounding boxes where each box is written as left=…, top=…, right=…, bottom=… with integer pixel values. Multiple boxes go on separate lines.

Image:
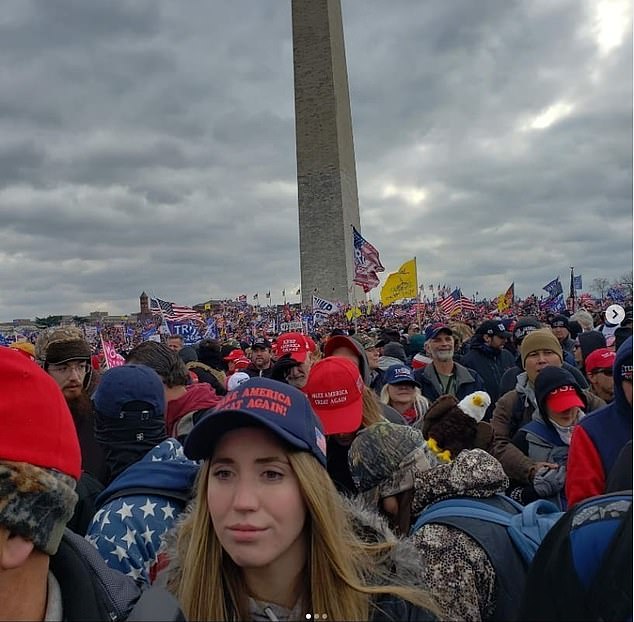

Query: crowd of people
left=1, top=300, right=632, bottom=621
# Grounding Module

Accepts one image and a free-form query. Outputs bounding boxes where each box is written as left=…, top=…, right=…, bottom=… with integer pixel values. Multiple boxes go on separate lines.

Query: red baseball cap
left=302, top=357, right=364, bottom=435
left=546, top=385, right=585, bottom=413
left=224, top=348, right=246, bottom=362
left=274, top=332, right=313, bottom=363
left=233, top=357, right=251, bottom=370
left=584, top=348, right=616, bottom=374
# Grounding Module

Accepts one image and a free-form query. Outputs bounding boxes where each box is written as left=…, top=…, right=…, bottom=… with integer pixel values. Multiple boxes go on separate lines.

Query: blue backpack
left=411, top=494, right=564, bottom=621
left=518, top=491, right=632, bottom=621
left=412, top=494, right=564, bottom=564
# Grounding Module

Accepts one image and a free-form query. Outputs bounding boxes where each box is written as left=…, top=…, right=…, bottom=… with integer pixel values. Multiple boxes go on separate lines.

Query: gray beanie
left=382, top=342, right=407, bottom=363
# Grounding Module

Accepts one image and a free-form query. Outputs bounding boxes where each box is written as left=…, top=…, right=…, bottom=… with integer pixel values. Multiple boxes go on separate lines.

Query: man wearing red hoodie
left=125, top=341, right=220, bottom=440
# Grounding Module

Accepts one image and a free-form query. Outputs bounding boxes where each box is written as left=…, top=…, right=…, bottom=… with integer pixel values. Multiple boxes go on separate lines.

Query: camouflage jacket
left=410, top=450, right=509, bottom=622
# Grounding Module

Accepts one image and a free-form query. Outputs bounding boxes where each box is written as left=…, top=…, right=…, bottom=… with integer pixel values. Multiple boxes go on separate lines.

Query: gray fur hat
left=0, top=462, right=77, bottom=555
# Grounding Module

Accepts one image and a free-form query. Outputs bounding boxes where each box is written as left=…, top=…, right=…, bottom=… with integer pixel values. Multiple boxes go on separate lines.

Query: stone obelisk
left=292, top=0, right=361, bottom=307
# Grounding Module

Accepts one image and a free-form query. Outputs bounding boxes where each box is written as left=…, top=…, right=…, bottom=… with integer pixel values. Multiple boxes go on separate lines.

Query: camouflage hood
left=411, top=449, right=509, bottom=515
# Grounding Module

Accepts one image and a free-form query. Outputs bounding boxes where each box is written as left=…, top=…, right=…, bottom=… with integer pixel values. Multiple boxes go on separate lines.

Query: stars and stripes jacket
left=85, top=438, right=199, bottom=586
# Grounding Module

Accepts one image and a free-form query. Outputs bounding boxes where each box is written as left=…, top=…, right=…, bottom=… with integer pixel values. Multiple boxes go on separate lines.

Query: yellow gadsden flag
left=380, top=258, right=418, bottom=306
left=496, top=282, right=515, bottom=312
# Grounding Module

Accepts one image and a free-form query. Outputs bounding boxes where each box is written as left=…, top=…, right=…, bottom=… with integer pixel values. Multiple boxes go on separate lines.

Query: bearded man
left=36, top=327, right=107, bottom=485
left=414, top=323, right=485, bottom=402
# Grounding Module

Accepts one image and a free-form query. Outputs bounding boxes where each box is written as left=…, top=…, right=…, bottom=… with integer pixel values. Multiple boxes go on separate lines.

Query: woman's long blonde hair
left=362, top=385, right=385, bottom=427
left=379, top=384, right=430, bottom=420
left=171, top=448, right=440, bottom=621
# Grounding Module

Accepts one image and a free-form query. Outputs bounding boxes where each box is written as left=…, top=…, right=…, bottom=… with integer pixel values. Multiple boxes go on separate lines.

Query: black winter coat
left=461, top=342, right=515, bottom=417
left=51, top=530, right=183, bottom=621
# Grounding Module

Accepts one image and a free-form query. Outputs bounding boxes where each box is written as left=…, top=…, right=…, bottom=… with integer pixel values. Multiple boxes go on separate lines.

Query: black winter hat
left=549, top=315, right=570, bottom=330
left=577, top=330, right=607, bottom=362
left=534, top=366, right=587, bottom=426
left=567, top=320, right=583, bottom=340
left=513, top=317, right=541, bottom=342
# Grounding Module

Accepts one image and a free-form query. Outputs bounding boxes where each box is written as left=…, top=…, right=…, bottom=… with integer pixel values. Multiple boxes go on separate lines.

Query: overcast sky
left=0, top=0, right=632, bottom=321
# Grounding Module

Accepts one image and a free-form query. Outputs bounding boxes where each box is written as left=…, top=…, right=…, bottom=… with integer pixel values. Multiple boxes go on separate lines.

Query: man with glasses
left=35, top=327, right=108, bottom=486
left=584, top=348, right=616, bottom=403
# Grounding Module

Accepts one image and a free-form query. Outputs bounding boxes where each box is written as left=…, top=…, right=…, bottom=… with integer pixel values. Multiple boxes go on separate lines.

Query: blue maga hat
left=424, top=323, right=453, bottom=341
left=384, top=364, right=421, bottom=387
left=184, top=377, right=327, bottom=467
left=92, top=364, right=165, bottom=419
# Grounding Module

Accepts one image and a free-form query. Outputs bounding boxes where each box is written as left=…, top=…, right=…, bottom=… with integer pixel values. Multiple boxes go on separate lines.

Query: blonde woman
left=167, top=377, right=440, bottom=621
left=380, top=365, right=430, bottom=426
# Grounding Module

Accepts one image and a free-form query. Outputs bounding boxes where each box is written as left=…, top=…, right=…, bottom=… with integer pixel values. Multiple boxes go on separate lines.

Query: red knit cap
left=0, top=348, right=81, bottom=479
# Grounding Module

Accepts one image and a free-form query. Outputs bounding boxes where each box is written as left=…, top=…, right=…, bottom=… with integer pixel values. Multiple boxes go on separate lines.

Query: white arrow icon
left=605, top=305, right=625, bottom=325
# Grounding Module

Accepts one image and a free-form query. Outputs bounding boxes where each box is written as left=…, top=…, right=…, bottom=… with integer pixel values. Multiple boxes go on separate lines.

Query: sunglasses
left=590, top=368, right=613, bottom=377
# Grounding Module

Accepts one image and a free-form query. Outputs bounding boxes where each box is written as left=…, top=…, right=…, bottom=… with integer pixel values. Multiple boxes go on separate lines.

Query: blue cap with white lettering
left=184, top=377, right=327, bottom=467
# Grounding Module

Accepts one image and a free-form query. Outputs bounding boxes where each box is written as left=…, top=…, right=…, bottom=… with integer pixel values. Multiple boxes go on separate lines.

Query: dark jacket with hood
left=566, top=336, right=633, bottom=506
left=510, top=366, right=587, bottom=509
left=52, top=529, right=183, bottom=621
left=159, top=498, right=439, bottom=621
left=491, top=370, right=604, bottom=485
left=461, top=338, right=516, bottom=418
left=86, top=439, right=199, bottom=586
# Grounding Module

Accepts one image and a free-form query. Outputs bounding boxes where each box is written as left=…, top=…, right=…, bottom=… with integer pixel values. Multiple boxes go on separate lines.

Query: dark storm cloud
left=0, top=0, right=631, bottom=320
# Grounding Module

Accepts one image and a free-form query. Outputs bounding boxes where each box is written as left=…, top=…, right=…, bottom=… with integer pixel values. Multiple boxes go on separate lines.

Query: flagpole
left=414, top=257, right=422, bottom=331
left=149, top=291, right=171, bottom=340
left=99, top=335, right=110, bottom=370
left=352, top=283, right=358, bottom=332
left=569, top=267, right=576, bottom=313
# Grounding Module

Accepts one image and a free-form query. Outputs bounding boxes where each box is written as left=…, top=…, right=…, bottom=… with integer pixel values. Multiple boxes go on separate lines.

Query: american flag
left=149, top=297, right=202, bottom=322
left=352, top=226, right=384, bottom=293
left=438, top=289, right=476, bottom=314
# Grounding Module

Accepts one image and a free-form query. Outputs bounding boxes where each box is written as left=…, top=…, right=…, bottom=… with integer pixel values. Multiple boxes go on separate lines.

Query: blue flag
left=202, top=318, right=218, bottom=340
left=607, top=287, right=625, bottom=302
left=573, top=275, right=582, bottom=290
left=141, top=327, right=157, bottom=341
left=167, top=320, right=201, bottom=345
left=543, top=293, right=566, bottom=313
left=543, top=277, right=563, bottom=298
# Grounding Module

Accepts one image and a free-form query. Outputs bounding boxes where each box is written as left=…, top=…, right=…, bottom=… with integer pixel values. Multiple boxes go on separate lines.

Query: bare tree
left=615, top=270, right=633, bottom=297
left=591, top=277, right=611, bottom=301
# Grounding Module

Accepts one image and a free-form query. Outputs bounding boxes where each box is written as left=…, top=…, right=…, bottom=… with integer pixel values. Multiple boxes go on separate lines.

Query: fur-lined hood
left=157, top=492, right=429, bottom=596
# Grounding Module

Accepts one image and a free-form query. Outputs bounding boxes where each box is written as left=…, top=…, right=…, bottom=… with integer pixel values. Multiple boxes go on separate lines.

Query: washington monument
left=292, top=0, right=362, bottom=307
